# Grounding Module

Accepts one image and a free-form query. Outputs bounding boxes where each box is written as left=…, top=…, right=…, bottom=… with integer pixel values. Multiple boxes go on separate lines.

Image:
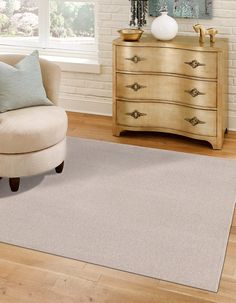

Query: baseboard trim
left=59, top=95, right=112, bottom=116
left=228, top=113, right=236, bottom=131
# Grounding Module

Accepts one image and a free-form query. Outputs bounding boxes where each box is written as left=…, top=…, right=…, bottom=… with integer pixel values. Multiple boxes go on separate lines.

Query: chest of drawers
left=112, top=35, right=228, bottom=149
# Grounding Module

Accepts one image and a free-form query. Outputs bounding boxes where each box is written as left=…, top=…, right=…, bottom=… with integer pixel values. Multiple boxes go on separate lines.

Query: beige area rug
left=0, top=137, right=236, bottom=292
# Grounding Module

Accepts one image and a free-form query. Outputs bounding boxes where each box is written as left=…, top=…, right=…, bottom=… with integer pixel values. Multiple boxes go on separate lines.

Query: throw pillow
left=0, top=50, right=52, bottom=113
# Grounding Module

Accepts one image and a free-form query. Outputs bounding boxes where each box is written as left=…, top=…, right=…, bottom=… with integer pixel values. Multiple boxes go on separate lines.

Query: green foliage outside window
left=50, top=0, right=94, bottom=38
left=0, top=0, right=94, bottom=38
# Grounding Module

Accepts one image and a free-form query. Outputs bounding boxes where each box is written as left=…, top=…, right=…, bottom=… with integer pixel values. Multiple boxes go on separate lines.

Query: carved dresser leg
left=209, top=140, right=223, bottom=150
left=112, top=126, right=122, bottom=137
left=55, top=161, right=64, bottom=173
left=9, top=178, right=20, bottom=192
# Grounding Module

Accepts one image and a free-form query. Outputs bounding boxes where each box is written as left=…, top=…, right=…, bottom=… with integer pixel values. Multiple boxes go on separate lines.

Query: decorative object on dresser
left=129, top=0, right=148, bottom=28
left=118, top=0, right=147, bottom=42
left=193, top=24, right=218, bottom=44
left=112, top=35, right=228, bottom=149
left=151, top=7, right=178, bottom=41
left=118, top=28, right=143, bottom=42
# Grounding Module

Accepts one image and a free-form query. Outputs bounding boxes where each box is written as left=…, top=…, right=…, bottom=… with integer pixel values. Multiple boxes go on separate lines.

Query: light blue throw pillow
left=0, top=50, right=52, bottom=113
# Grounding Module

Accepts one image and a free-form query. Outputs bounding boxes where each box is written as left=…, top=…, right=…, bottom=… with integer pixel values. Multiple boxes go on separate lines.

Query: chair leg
left=9, top=178, right=20, bottom=192
left=55, top=161, right=64, bottom=174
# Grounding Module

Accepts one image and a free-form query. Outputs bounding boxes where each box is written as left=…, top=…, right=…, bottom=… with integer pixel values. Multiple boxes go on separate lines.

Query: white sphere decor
left=151, top=11, right=178, bottom=41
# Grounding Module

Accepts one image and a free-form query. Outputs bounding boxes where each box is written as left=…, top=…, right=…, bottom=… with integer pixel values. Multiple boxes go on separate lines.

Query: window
left=0, top=0, right=95, bottom=54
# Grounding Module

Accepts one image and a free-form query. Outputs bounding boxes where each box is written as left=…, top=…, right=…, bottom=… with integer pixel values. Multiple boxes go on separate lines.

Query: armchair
left=0, top=55, right=68, bottom=192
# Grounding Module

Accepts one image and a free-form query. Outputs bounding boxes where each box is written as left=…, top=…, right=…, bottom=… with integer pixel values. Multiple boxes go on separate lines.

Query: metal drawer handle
left=126, top=82, right=146, bottom=92
left=126, top=110, right=147, bottom=119
left=185, top=117, right=206, bottom=126
left=125, top=55, right=145, bottom=64
left=184, top=60, right=205, bottom=69
left=185, top=88, right=206, bottom=97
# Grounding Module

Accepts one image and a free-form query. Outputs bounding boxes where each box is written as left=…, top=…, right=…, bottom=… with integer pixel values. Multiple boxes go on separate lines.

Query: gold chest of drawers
left=112, top=35, right=228, bottom=149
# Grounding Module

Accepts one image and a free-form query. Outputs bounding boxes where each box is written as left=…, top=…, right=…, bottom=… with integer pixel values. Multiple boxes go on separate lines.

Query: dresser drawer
left=116, top=46, right=217, bottom=79
left=116, top=101, right=216, bottom=137
left=117, top=73, right=216, bottom=108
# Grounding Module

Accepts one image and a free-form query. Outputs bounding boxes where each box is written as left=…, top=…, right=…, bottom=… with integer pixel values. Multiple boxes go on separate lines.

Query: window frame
left=0, top=0, right=97, bottom=59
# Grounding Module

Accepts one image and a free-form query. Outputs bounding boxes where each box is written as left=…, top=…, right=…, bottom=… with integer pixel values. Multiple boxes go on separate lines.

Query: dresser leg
left=112, top=126, right=122, bottom=137
left=224, top=128, right=228, bottom=134
left=210, top=141, right=223, bottom=150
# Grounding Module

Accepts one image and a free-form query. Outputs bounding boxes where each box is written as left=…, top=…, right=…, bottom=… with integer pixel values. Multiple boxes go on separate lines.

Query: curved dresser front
left=112, top=35, right=228, bottom=149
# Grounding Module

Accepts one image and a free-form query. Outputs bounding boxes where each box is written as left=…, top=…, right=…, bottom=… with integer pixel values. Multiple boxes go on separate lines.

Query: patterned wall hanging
left=149, top=0, right=212, bottom=19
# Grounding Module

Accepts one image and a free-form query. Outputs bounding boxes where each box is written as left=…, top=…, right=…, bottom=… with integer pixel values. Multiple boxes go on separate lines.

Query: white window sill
left=0, top=45, right=100, bottom=74
left=41, top=55, right=101, bottom=74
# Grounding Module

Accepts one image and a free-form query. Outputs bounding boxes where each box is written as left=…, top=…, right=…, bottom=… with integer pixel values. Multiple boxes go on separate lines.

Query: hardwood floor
left=0, top=111, right=236, bottom=303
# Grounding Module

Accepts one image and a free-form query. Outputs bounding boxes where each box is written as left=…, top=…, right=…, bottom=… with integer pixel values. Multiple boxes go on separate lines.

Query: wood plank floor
left=0, top=111, right=236, bottom=303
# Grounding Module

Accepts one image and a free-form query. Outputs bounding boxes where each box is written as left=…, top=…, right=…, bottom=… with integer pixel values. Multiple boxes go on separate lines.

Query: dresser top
left=113, top=34, right=228, bottom=51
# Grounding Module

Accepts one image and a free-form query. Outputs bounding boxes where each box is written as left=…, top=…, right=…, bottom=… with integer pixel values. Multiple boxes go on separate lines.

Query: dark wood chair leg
left=55, top=161, right=64, bottom=174
left=9, top=178, right=20, bottom=192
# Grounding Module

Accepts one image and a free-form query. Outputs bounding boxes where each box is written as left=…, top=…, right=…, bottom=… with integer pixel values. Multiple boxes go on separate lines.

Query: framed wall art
left=149, top=0, right=212, bottom=19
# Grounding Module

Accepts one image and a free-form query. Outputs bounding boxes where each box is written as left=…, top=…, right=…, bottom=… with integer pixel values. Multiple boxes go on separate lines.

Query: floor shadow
left=0, top=173, right=47, bottom=199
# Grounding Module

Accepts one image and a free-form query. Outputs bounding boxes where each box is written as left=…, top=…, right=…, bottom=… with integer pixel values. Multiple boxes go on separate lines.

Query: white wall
left=59, top=0, right=236, bottom=129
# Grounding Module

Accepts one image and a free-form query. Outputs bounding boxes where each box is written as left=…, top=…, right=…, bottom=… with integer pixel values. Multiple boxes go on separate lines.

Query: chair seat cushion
left=0, top=106, right=68, bottom=154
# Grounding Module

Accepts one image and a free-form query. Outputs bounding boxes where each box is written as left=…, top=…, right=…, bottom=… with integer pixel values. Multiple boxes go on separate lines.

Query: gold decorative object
left=185, top=88, right=206, bottom=97
left=185, top=117, right=206, bottom=126
left=184, top=60, right=205, bottom=69
left=193, top=24, right=218, bottom=44
left=126, top=110, right=147, bottom=119
left=118, top=28, right=143, bottom=41
left=126, top=82, right=146, bottom=91
left=207, top=27, right=218, bottom=43
left=193, top=24, right=207, bottom=43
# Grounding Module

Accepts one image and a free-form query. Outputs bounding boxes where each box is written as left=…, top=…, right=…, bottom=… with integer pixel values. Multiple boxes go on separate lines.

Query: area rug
left=0, top=137, right=236, bottom=292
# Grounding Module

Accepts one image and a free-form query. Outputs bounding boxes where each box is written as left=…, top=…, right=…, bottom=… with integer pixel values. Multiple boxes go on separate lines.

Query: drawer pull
left=125, top=55, right=145, bottom=64
left=185, top=88, right=206, bottom=97
left=126, top=110, right=147, bottom=119
left=185, top=116, right=206, bottom=126
left=126, top=82, right=146, bottom=92
left=184, top=60, right=206, bottom=69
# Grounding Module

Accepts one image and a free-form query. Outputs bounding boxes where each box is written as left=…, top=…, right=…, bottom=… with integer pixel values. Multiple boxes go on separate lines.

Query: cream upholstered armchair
left=0, top=55, right=68, bottom=192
